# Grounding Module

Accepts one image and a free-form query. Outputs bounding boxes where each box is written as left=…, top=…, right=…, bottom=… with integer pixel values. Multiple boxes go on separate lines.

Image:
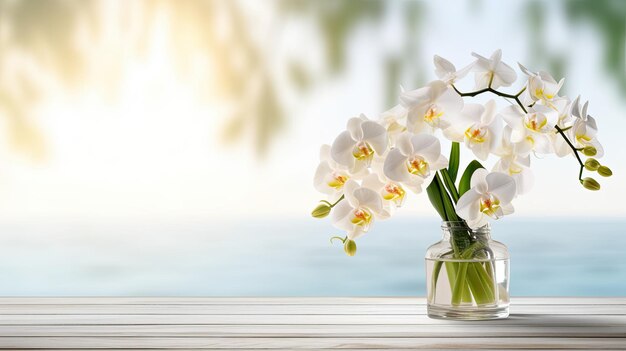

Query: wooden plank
left=0, top=313, right=624, bottom=326
left=0, top=324, right=623, bottom=338
left=0, top=297, right=623, bottom=305
left=0, top=336, right=624, bottom=349
left=0, top=304, right=624, bottom=315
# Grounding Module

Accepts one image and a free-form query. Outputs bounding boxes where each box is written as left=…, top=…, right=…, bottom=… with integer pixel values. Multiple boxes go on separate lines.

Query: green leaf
left=440, top=169, right=460, bottom=203
left=426, top=177, right=447, bottom=220
left=427, top=174, right=459, bottom=222
left=458, top=160, right=485, bottom=197
left=448, top=142, right=460, bottom=183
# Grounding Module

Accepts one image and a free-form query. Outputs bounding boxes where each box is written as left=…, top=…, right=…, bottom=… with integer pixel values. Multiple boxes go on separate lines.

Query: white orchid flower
left=500, top=104, right=558, bottom=155
left=550, top=98, right=577, bottom=157
left=362, top=172, right=407, bottom=211
left=443, top=100, right=502, bottom=160
left=456, top=169, right=517, bottom=229
left=331, top=179, right=389, bottom=240
left=379, top=104, right=408, bottom=146
left=313, top=145, right=361, bottom=202
left=433, top=55, right=473, bottom=85
left=330, top=115, right=389, bottom=173
left=471, top=49, right=517, bottom=89
left=400, top=80, right=463, bottom=135
left=383, top=132, right=448, bottom=193
left=519, top=63, right=564, bottom=104
left=493, top=126, right=534, bottom=195
left=569, top=96, right=604, bottom=158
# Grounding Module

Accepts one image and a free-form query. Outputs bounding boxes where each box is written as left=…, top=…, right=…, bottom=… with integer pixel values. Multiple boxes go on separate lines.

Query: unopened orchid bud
left=598, top=166, right=613, bottom=177
left=581, top=177, right=601, bottom=191
left=582, top=146, right=597, bottom=156
left=584, top=158, right=600, bottom=171
left=344, top=239, right=357, bottom=256
left=311, top=203, right=331, bottom=218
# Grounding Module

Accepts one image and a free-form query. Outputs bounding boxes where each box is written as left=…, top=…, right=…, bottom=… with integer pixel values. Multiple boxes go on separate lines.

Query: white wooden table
left=0, top=297, right=624, bottom=349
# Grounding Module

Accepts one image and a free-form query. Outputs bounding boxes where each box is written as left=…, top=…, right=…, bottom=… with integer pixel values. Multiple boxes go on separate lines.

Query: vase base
left=427, top=304, right=509, bottom=320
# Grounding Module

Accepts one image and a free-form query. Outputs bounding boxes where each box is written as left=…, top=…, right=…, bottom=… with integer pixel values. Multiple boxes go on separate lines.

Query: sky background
left=0, top=0, right=625, bottom=296
left=0, top=0, right=623, bottom=223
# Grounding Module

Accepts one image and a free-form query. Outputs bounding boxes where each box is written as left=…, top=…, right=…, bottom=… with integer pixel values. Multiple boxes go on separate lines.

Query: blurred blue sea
left=0, top=218, right=624, bottom=296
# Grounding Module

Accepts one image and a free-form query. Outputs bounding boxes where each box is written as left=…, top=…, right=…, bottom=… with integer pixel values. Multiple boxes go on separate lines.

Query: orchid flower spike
left=456, top=169, right=517, bottom=229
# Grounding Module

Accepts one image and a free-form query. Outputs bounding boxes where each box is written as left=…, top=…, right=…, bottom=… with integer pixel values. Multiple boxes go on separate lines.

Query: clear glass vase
left=425, top=221, right=510, bottom=320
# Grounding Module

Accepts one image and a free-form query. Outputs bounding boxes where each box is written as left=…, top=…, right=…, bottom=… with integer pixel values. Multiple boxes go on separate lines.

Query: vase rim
left=440, top=221, right=491, bottom=233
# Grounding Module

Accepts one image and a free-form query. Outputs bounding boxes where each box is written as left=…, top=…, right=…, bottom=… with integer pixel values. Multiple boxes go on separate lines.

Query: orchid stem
left=452, top=84, right=528, bottom=113
left=452, top=84, right=584, bottom=180
left=555, top=125, right=585, bottom=181
left=329, top=195, right=344, bottom=208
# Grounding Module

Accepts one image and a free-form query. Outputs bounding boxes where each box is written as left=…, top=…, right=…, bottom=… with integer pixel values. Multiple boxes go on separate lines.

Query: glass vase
left=425, top=221, right=510, bottom=320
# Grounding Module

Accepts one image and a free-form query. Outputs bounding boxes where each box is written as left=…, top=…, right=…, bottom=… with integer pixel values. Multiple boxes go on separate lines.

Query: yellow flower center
left=576, top=133, right=592, bottom=144
left=382, top=182, right=406, bottom=206
left=508, top=163, right=523, bottom=175
left=534, top=88, right=554, bottom=100
left=424, top=105, right=444, bottom=125
left=406, top=156, right=430, bottom=177
left=327, top=173, right=348, bottom=189
left=352, top=141, right=374, bottom=161
left=387, top=120, right=407, bottom=135
left=351, top=208, right=372, bottom=228
left=464, top=126, right=488, bottom=143
left=524, top=113, right=547, bottom=132
left=480, top=195, right=501, bottom=219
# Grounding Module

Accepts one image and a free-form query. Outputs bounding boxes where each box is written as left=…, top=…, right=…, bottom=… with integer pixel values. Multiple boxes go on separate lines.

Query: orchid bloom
left=331, top=115, right=389, bottom=173
left=550, top=98, right=576, bottom=157
left=456, top=169, right=517, bottom=229
left=444, top=100, right=502, bottom=160
left=313, top=145, right=355, bottom=201
left=400, top=80, right=463, bottom=135
left=500, top=104, right=558, bottom=155
left=362, top=172, right=407, bottom=211
left=379, top=104, right=408, bottom=145
left=471, top=49, right=517, bottom=89
left=493, top=126, right=534, bottom=195
left=383, top=132, right=448, bottom=193
left=569, top=96, right=604, bottom=158
left=519, top=63, right=564, bottom=104
left=434, top=55, right=473, bottom=85
left=331, top=180, right=389, bottom=239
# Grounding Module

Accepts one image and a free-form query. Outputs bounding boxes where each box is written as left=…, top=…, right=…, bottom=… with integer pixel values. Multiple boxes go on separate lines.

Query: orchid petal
left=346, top=117, right=364, bottom=141
left=470, top=168, right=489, bottom=194
left=361, top=121, right=388, bottom=155
left=353, top=187, right=384, bottom=215
left=383, top=148, right=410, bottom=182
left=331, top=201, right=355, bottom=232
left=456, top=188, right=481, bottom=221
left=313, top=161, right=334, bottom=195
left=343, top=179, right=361, bottom=208
left=330, top=131, right=356, bottom=167
left=434, top=55, right=456, bottom=79
left=410, top=133, right=442, bottom=163
left=486, top=172, right=516, bottom=204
